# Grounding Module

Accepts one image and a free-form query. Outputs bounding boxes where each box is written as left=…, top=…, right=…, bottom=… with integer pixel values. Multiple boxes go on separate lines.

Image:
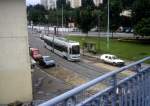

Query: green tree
left=81, top=0, right=95, bottom=9
left=75, top=8, right=97, bottom=34
left=99, top=0, right=123, bottom=32
left=27, top=4, right=47, bottom=25
left=110, top=0, right=122, bottom=32
left=134, top=18, right=150, bottom=36
left=132, top=0, right=150, bottom=25
left=56, top=0, right=70, bottom=9
left=122, top=0, right=135, bottom=9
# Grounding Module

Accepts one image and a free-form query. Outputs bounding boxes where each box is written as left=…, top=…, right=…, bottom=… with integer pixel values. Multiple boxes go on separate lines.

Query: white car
left=100, top=54, right=125, bottom=66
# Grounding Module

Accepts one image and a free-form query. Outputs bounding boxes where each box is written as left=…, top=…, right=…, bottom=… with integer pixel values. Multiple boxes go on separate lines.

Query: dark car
left=39, top=56, right=55, bottom=67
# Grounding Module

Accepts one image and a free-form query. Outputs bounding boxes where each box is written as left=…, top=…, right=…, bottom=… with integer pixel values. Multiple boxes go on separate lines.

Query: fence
left=39, top=57, right=150, bottom=106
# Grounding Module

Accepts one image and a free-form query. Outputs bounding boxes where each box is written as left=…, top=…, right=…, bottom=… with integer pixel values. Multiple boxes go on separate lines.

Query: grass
left=66, top=36, right=150, bottom=63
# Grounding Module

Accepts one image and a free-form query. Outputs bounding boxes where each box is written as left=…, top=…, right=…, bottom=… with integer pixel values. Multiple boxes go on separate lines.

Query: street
left=28, top=29, right=131, bottom=101
left=29, top=29, right=112, bottom=80
left=30, top=26, right=134, bottom=38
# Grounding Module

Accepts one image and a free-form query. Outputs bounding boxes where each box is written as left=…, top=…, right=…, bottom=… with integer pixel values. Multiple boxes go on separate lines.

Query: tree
left=75, top=7, right=97, bottom=34
left=99, top=0, right=122, bottom=32
left=132, top=0, right=150, bottom=25
left=134, top=18, right=150, bottom=36
left=121, top=0, right=135, bottom=9
left=27, top=4, right=47, bottom=25
left=56, top=0, right=70, bottom=9
left=81, top=0, right=95, bottom=9
left=109, top=0, right=122, bottom=32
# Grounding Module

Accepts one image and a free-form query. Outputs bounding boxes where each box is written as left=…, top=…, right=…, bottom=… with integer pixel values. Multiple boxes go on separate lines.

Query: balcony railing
left=39, top=57, right=150, bottom=106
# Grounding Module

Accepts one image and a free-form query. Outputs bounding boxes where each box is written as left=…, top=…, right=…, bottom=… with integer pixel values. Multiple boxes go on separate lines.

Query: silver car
left=39, top=56, right=55, bottom=67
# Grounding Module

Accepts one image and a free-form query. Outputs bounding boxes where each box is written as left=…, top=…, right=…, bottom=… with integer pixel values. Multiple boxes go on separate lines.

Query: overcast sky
left=26, top=0, right=40, bottom=5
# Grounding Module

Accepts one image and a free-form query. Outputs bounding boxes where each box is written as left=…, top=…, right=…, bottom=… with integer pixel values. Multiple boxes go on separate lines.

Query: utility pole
left=98, top=14, right=101, bottom=52
left=52, top=17, right=55, bottom=52
left=45, top=15, right=48, bottom=35
left=56, top=10, right=59, bottom=35
left=107, top=0, right=110, bottom=50
left=61, top=4, right=64, bottom=35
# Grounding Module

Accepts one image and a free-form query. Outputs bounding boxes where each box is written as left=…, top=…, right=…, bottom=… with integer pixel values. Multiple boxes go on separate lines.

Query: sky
left=26, top=0, right=40, bottom=5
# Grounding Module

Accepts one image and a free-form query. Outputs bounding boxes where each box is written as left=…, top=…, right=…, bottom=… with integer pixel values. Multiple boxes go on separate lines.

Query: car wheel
left=113, top=62, right=116, bottom=66
left=53, top=64, right=56, bottom=67
left=101, top=59, right=104, bottom=63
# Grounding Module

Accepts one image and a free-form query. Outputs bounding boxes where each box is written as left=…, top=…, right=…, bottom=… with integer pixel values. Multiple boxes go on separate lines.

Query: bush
left=134, top=18, right=150, bottom=36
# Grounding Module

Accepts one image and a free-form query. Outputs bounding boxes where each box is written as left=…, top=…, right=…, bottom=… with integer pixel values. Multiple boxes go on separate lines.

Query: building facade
left=41, top=0, right=56, bottom=10
left=69, top=0, right=81, bottom=8
left=93, top=0, right=103, bottom=6
left=69, top=0, right=103, bottom=8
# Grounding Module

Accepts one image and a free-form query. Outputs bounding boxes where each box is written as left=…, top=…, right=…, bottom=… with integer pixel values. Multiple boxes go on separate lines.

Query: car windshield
left=72, top=45, right=80, bottom=54
left=44, top=57, right=51, bottom=61
left=112, top=56, right=118, bottom=59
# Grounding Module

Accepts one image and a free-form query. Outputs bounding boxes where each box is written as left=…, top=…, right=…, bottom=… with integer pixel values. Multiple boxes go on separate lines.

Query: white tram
left=43, top=35, right=80, bottom=61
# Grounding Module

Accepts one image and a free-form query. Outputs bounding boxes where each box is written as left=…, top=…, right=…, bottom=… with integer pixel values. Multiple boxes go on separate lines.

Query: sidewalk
left=32, top=66, right=72, bottom=101
left=81, top=50, right=149, bottom=67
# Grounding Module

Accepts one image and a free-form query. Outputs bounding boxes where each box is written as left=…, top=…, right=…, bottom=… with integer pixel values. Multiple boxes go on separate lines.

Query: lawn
left=66, top=36, right=150, bottom=63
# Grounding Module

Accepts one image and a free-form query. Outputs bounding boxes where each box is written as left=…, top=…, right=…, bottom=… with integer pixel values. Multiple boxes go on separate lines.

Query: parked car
left=30, top=48, right=42, bottom=61
left=39, top=56, right=55, bottom=67
left=40, top=34, right=44, bottom=40
left=125, top=27, right=132, bottom=33
left=31, top=57, right=36, bottom=69
left=100, top=54, right=125, bottom=66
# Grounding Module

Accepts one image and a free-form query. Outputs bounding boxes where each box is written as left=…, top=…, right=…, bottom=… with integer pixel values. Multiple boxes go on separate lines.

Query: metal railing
left=39, top=57, right=150, bottom=106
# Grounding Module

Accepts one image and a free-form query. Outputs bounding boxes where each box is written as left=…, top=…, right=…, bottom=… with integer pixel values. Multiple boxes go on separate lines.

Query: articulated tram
left=43, top=35, right=80, bottom=61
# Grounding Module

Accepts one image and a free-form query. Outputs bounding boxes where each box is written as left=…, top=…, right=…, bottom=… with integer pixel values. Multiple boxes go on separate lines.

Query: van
left=30, top=48, right=42, bottom=61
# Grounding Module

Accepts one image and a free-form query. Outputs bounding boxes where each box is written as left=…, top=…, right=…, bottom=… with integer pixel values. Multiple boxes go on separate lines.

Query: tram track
left=52, top=53, right=106, bottom=80
left=29, top=30, right=132, bottom=89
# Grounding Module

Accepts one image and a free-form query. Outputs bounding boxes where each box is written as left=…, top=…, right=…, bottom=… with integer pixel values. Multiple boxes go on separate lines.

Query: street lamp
left=107, top=0, right=110, bottom=50
left=45, top=15, right=49, bottom=35
left=61, top=4, right=64, bottom=35
left=98, top=14, right=101, bottom=52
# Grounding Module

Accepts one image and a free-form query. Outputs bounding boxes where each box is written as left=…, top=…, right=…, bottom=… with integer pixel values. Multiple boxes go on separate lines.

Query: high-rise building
left=41, top=0, right=47, bottom=8
left=69, top=0, right=81, bottom=8
left=41, top=0, right=56, bottom=10
left=93, top=0, right=103, bottom=6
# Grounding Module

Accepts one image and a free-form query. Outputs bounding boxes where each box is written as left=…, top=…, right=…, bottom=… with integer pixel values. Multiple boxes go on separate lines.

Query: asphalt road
left=28, top=29, right=109, bottom=81
left=30, top=26, right=134, bottom=38
left=29, top=29, right=137, bottom=102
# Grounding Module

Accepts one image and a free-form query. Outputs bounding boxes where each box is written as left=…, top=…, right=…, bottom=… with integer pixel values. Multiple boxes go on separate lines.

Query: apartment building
left=69, top=0, right=81, bottom=8
left=93, top=0, right=103, bottom=6
left=41, top=0, right=56, bottom=10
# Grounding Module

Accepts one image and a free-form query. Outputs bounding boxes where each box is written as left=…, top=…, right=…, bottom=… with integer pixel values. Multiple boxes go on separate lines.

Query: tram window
left=72, top=45, right=80, bottom=54
left=44, top=39, right=68, bottom=53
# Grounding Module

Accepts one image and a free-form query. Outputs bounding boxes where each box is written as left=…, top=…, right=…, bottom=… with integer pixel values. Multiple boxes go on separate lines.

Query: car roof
left=42, top=56, right=50, bottom=58
left=30, top=48, right=39, bottom=51
left=102, top=54, right=116, bottom=57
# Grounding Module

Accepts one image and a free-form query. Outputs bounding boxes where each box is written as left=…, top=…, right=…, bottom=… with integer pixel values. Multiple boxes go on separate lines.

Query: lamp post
left=45, top=15, right=49, bottom=35
left=31, top=21, right=33, bottom=32
left=107, top=0, right=110, bottom=50
left=98, top=14, right=101, bottom=52
left=61, top=4, right=64, bottom=35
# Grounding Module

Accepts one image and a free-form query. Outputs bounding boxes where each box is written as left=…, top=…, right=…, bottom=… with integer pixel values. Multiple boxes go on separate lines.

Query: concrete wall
left=0, top=0, right=32, bottom=104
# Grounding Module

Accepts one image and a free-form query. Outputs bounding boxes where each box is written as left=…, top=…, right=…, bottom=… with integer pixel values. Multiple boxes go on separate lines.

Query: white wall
left=0, top=0, right=32, bottom=104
